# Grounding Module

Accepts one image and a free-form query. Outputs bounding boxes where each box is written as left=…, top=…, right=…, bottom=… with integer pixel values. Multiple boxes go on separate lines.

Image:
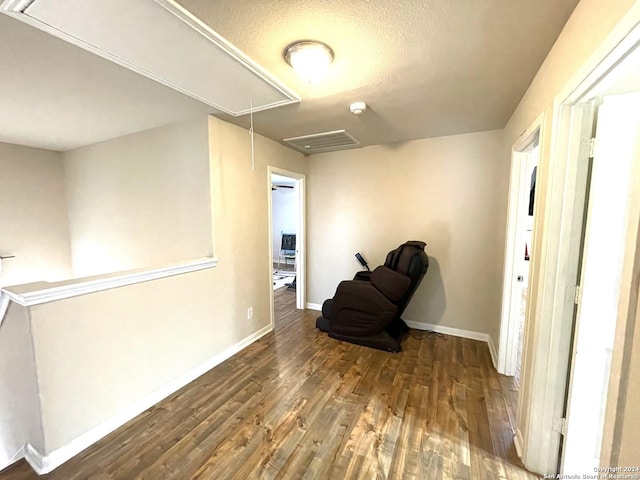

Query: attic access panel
left=0, top=0, right=300, bottom=116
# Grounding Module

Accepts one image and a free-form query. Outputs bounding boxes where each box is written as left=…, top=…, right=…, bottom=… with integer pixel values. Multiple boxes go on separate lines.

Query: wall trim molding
left=0, top=444, right=26, bottom=473
left=0, top=291, right=10, bottom=328
left=487, top=334, right=499, bottom=370
left=24, top=445, right=46, bottom=475
left=405, top=320, right=498, bottom=369
left=23, top=323, right=271, bottom=475
left=2, top=257, right=217, bottom=307
left=514, top=430, right=524, bottom=460
left=305, top=302, right=322, bottom=311
left=405, top=320, right=488, bottom=342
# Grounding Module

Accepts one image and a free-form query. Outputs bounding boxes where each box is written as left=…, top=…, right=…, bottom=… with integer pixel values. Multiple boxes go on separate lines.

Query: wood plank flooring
left=0, top=289, right=538, bottom=479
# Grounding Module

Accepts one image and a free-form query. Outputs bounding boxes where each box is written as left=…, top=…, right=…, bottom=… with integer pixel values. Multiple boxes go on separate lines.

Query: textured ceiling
left=0, top=0, right=579, bottom=152
left=178, top=0, right=580, bottom=149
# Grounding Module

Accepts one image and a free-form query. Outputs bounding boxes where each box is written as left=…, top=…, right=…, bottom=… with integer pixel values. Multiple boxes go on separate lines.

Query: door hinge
left=553, top=417, right=568, bottom=435
left=589, top=137, right=596, bottom=158
left=566, top=285, right=581, bottom=304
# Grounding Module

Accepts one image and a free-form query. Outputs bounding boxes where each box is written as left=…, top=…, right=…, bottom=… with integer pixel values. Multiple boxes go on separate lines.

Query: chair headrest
left=384, top=241, right=428, bottom=276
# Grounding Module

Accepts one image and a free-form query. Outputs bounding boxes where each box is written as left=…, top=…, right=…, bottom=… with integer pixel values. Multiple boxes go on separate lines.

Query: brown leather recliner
left=316, top=241, right=429, bottom=352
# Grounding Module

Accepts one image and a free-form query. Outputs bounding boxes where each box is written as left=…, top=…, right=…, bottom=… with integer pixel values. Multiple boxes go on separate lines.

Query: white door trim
left=267, top=166, right=306, bottom=329
left=517, top=12, right=640, bottom=473
left=561, top=92, right=640, bottom=473
left=498, top=121, right=541, bottom=376
left=518, top=99, right=595, bottom=474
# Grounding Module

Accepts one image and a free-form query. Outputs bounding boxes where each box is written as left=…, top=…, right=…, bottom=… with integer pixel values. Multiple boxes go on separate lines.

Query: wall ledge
left=1, top=257, right=217, bottom=307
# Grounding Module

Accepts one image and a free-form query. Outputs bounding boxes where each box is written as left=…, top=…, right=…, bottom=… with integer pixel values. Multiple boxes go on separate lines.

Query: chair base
left=315, top=316, right=407, bottom=353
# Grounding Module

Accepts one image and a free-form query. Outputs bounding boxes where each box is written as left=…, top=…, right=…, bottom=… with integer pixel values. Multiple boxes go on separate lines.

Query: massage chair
left=316, top=241, right=429, bottom=352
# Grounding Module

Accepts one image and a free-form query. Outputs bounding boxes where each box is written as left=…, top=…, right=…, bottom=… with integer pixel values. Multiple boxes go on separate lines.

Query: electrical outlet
left=247, top=307, right=253, bottom=319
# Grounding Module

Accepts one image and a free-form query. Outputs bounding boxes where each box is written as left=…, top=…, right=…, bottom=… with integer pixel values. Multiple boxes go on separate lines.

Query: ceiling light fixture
left=284, top=40, right=334, bottom=84
left=349, top=101, right=367, bottom=115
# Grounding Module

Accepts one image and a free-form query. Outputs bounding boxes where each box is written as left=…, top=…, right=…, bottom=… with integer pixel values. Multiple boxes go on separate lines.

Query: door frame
left=516, top=15, right=640, bottom=473
left=498, top=121, right=541, bottom=376
left=267, top=166, right=306, bottom=327
left=561, top=92, right=640, bottom=473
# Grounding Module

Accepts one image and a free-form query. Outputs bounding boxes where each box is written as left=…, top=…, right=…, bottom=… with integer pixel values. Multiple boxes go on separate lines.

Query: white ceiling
left=177, top=0, right=580, bottom=149
left=0, top=0, right=579, bottom=152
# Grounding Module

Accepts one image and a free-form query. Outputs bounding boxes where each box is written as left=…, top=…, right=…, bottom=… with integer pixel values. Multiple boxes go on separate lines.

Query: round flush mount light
left=284, top=40, right=334, bottom=84
left=349, top=101, right=367, bottom=115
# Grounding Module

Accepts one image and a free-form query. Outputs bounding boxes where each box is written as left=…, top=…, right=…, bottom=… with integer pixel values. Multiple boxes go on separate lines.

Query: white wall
left=271, top=187, right=297, bottom=262
left=0, top=142, right=72, bottom=287
left=307, top=130, right=505, bottom=336
left=63, top=117, right=213, bottom=277
left=0, top=302, right=43, bottom=471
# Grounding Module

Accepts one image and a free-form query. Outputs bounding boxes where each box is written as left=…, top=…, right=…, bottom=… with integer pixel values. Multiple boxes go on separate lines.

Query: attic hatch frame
left=0, top=0, right=300, bottom=116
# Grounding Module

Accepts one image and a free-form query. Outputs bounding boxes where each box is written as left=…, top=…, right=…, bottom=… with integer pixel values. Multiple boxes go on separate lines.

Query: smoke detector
left=349, top=101, right=367, bottom=115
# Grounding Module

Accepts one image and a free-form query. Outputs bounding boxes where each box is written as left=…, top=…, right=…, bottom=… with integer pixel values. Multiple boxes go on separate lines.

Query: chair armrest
left=329, top=280, right=397, bottom=335
left=353, top=271, right=372, bottom=282
left=370, top=266, right=411, bottom=303
left=332, top=280, right=395, bottom=314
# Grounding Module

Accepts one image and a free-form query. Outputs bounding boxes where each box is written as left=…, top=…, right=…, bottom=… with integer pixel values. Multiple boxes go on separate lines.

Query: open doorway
left=271, top=173, right=297, bottom=289
left=499, top=128, right=540, bottom=384
left=559, top=48, right=640, bottom=473
left=268, top=167, right=306, bottom=329
left=515, top=22, right=640, bottom=474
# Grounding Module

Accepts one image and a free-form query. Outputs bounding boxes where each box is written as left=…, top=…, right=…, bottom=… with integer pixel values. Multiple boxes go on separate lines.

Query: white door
left=561, top=92, right=640, bottom=472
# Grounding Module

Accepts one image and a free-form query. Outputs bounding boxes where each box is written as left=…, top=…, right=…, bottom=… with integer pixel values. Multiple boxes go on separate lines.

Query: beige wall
left=207, top=116, right=307, bottom=342
left=307, top=130, right=505, bottom=335
left=28, top=116, right=306, bottom=453
left=504, top=0, right=638, bottom=143
left=0, top=142, right=72, bottom=287
left=63, top=117, right=213, bottom=277
left=499, top=0, right=639, bottom=472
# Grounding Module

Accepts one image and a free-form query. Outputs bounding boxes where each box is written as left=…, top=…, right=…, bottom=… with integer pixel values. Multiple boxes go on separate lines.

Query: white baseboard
left=25, top=445, right=47, bottom=475
left=25, top=324, right=273, bottom=475
left=487, top=334, right=498, bottom=370
left=306, top=302, right=322, bottom=311
left=0, top=445, right=26, bottom=472
left=405, top=320, right=488, bottom=342
left=405, top=320, right=498, bottom=368
left=514, top=429, right=524, bottom=460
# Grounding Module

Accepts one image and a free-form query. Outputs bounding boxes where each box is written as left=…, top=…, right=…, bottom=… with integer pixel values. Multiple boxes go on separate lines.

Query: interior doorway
left=560, top=76, right=640, bottom=473
left=499, top=128, right=540, bottom=381
left=515, top=21, right=640, bottom=474
left=267, top=167, right=306, bottom=329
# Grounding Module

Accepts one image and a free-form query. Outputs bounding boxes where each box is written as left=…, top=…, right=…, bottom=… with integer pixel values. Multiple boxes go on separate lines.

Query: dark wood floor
left=1, top=289, right=537, bottom=479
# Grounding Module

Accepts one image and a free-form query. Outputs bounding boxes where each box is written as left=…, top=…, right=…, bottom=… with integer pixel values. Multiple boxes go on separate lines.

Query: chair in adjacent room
left=278, top=233, right=296, bottom=270
left=316, top=241, right=429, bottom=352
